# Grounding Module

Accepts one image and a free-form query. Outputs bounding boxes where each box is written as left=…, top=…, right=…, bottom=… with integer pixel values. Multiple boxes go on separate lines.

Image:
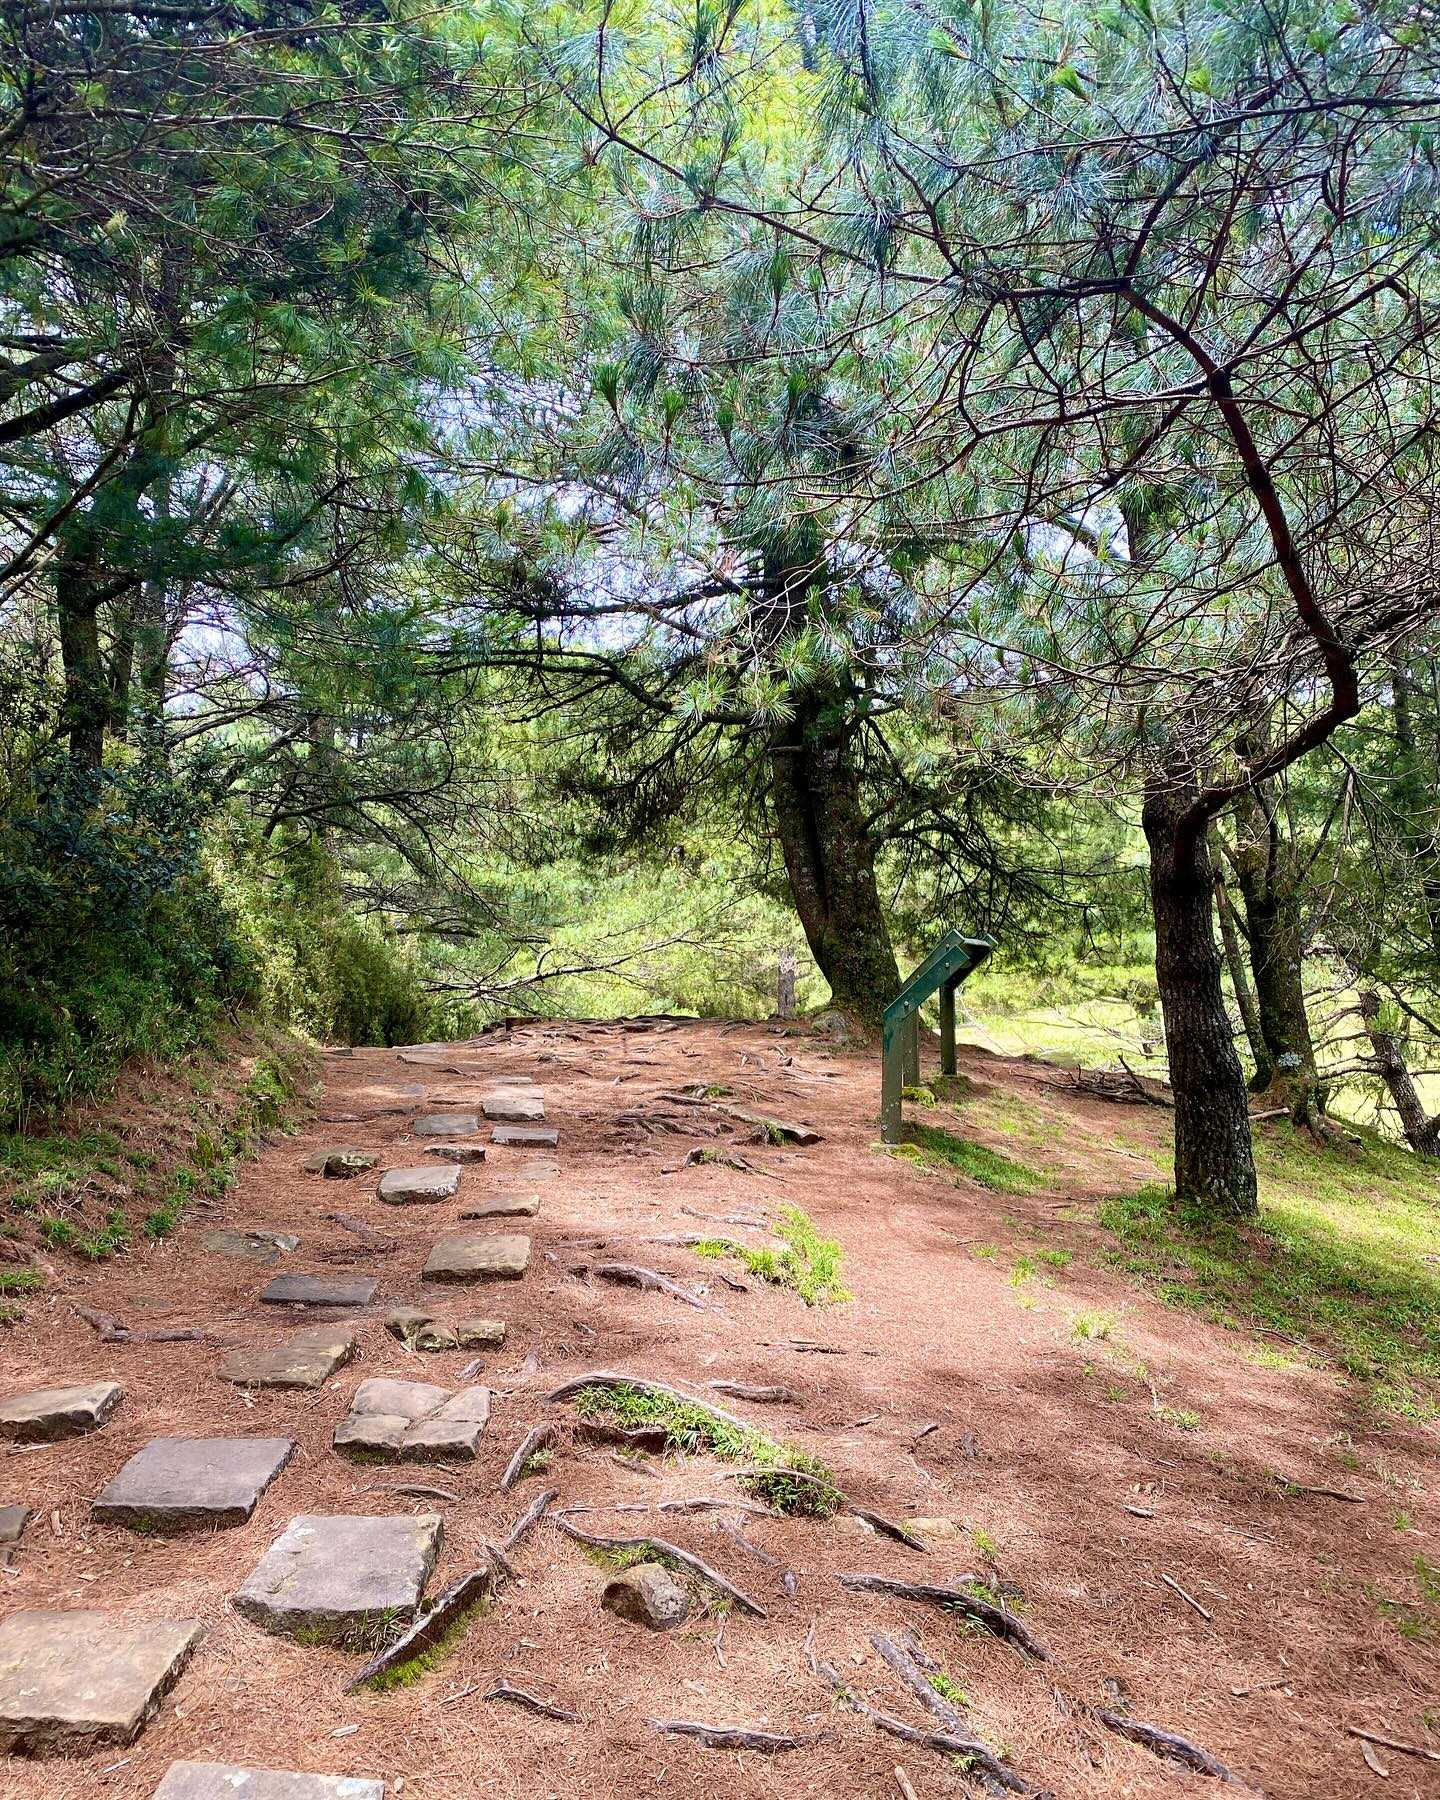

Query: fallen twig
left=838, top=1573, right=1048, bottom=1660
left=499, top=1425, right=556, bottom=1493
left=485, top=1679, right=582, bottom=1724
left=1345, top=1726, right=1440, bottom=1764
left=648, top=1718, right=818, bottom=1753
left=552, top=1517, right=767, bottom=1617
left=1161, top=1572, right=1213, bottom=1622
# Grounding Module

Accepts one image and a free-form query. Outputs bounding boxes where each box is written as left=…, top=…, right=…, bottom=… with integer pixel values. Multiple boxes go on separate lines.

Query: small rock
left=303, top=1147, right=379, bottom=1178
left=385, top=1307, right=436, bottom=1342
left=93, top=1438, right=295, bottom=1532
left=902, top=1516, right=963, bottom=1542
left=601, top=1562, right=689, bottom=1630
left=0, top=1381, right=123, bottom=1444
left=454, top=1318, right=506, bottom=1348
left=334, top=1379, right=491, bottom=1462
left=481, top=1089, right=545, bottom=1123
left=414, top=1322, right=460, bottom=1353
left=0, top=1505, right=30, bottom=1544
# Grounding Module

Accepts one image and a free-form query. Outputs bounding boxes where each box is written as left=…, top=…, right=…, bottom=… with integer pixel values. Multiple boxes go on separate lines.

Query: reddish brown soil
left=1, top=1022, right=1436, bottom=1800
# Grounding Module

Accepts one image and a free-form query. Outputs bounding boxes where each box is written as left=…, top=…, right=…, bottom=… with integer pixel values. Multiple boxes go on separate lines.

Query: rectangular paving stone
left=480, top=1089, right=545, bottom=1122
left=94, top=1437, right=294, bottom=1531
left=219, top=1325, right=356, bottom=1390
left=413, top=1113, right=478, bottom=1138
left=423, top=1141, right=486, bottom=1163
left=233, top=1514, right=442, bottom=1646
left=259, top=1274, right=377, bottom=1308
left=0, top=1610, right=202, bottom=1750
left=0, top=1380, right=122, bottom=1443
left=454, top=1318, right=506, bottom=1348
left=422, top=1232, right=531, bottom=1284
left=378, top=1165, right=461, bottom=1206
left=334, top=1381, right=490, bottom=1462
left=458, top=1192, right=539, bottom=1220
left=490, top=1125, right=558, bottom=1149
left=154, top=1764, right=386, bottom=1800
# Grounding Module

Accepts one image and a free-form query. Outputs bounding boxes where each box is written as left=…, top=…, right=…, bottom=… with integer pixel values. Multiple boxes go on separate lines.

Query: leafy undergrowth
left=883, top=1119, right=1045, bottom=1194
left=693, top=1203, right=851, bottom=1305
left=1098, top=1124, right=1440, bottom=1420
left=570, top=1382, right=841, bottom=1516
left=0, top=1024, right=316, bottom=1301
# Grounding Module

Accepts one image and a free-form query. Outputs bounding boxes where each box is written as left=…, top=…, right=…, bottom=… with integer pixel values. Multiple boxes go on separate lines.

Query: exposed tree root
left=485, top=1679, right=582, bottom=1723
left=74, top=1305, right=207, bottom=1345
left=499, top=1424, right=556, bottom=1492
left=648, top=1718, right=820, bottom=1753
left=838, top=1572, right=1049, bottom=1659
left=585, top=1263, right=709, bottom=1307
left=551, top=1517, right=767, bottom=1616
left=1096, top=1709, right=1243, bottom=1783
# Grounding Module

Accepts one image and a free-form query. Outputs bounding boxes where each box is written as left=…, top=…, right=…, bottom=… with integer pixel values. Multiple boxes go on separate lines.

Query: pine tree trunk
left=1215, top=874, right=1271, bottom=1089
left=1231, top=788, right=1320, bottom=1119
left=1356, top=991, right=1440, bottom=1156
left=1143, top=772, right=1258, bottom=1219
left=768, top=694, right=900, bottom=1027
left=56, top=554, right=109, bottom=772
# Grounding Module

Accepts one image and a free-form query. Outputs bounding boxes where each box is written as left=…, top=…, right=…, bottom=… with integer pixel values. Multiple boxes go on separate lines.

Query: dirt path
left=1, top=1021, right=1435, bottom=1799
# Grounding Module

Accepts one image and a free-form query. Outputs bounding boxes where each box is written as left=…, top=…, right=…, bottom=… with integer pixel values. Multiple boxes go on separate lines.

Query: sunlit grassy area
left=1098, top=1125, right=1440, bottom=1421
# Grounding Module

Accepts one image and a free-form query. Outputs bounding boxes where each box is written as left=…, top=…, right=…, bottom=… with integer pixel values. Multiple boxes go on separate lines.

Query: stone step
left=490, top=1125, right=559, bottom=1150
left=154, top=1765, right=385, bottom=1800
left=0, top=1380, right=122, bottom=1443
left=423, top=1141, right=486, bottom=1163
left=258, top=1274, right=377, bottom=1309
left=412, top=1112, right=478, bottom=1138
left=481, top=1090, right=545, bottom=1123
left=93, top=1437, right=294, bottom=1531
left=378, top=1165, right=461, bottom=1206
left=203, top=1229, right=299, bottom=1263
left=0, top=1505, right=29, bottom=1544
left=422, top=1233, right=531, bottom=1284
left=0, top=1609, right=201, bottom=1750
left=458, top=1192, right=539, bottom=1220
left=233, top=1514, right=442, bottom=1647
left=334, top=1379, right=491, bottom=1462
left=219, top=1325, right=356, bottom=1390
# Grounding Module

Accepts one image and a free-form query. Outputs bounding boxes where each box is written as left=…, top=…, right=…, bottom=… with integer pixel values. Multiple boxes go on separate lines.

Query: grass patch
left=570, top=1382, right=840, bottom=1517
left=693, top=1204, right=851, bottom=1306
left=884, top=1121, right=1044, bottom=1194
left=1097, top=1124, right=1440, bottom=1420
left=0, top=1268, right=45, bottom=1295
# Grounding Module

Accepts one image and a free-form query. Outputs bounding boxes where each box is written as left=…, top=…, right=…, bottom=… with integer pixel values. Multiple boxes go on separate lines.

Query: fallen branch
left=871, top=1631, right=967, bottom=1737
left=485, top=1679, right=581, bottom=1724
left=1345, top=1726, right=1440, bottom=1765
left=499, top=1425, right=556, bottom=1493
left=323, top=1212, right=398, bottom=1252
left=586, top=1263, right=709, bottom=1308
left=803, top=1623, right=1038, bottom=1794
left=838, top=1573, right=1048, bottom=1660
left=1272, top=1474, right=1365, bottom=1504
left=648, top=1718, right=819, bottom=1753
left=551, top=1517, right=767, bottom=1617
left=74, top=1305, right=207, bottom=1345
left=1160, top=1572, right=1213, bottom=1622
left=658, top=1496, right=777, bottom=1518
left=1096, top=1710, right=1242, bottom=1782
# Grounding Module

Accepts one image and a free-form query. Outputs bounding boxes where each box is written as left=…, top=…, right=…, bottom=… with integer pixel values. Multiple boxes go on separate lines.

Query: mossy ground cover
left=692, top=1204, right=851, bottom=1305
left=570, top=1381, right=841, bottom=1516
left=0, top=1026, right=315, bottom=1299
left=1098, top=1124, right=1440, bottom=1421
left=883, top=1118, right=1045, bottom=1195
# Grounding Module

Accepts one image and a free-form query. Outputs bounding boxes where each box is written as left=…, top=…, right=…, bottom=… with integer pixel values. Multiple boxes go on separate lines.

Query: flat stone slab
left=334, top=1379, right=491, bottom=1462
left=378, top=1165, right=461, bottom=1206
left=481, top=1089, right=545, bottom=1122
left=0, top=1610, right=201, bottom=1749
left=0, top=1380, right=122, bottom=1443
left=424, top=1142, right=486, bottom=1163
left=455, top=1318, right=506, bottom=1348
left=303, top=1147, right=380, bottom=1177
left=154, top=1764, right=386, bottom=1800
left=233, top=1514, right=441, bottom=1646
left=94, top=1437, right=294, bottom=1531
left=219, top=1325, right=356, bottom=1390
left=490, top=1125, right=558, bottom=1149
left=413, top=1113, right=478, bottom=1138
left=422, top=1232, right=531, bottom=1284
left=203, top=1230, right=299, bottom=1263
left=259, top=1274, right=377, bottom=1308
left=458, top=1192, right=539, bottom=1220
left=0, top=1505, right=30, bottom=1544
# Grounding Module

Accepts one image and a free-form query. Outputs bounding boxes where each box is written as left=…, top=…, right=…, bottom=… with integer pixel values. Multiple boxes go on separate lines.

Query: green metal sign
left=880, top=930, right=995, bottom=1142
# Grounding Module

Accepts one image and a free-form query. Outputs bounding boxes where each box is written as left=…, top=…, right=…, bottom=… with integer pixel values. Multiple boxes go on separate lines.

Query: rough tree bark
left=1356, top=991, right=1440, bottom=1157
left=1215, top=873, right=1270, bottom=1089
left=1143, top=769, right=1258, bottom=1219
left=55, top=549, right=111, bottom=772
left=1229, top=785, right=1321, bottom=1122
